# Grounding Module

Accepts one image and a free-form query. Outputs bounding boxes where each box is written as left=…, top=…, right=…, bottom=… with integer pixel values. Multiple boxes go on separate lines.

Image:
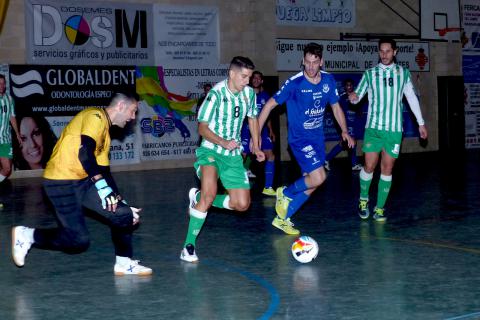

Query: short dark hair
left=303, top=42, right=323, bottom=59
left=112, top=92, right=139, bottom=106
left=343, top=78, right=354, bottom=86
left=229, top=56, right=255, bottom=71
left=0, top=74, right=5, bottom=81
left=378, top=38, right=397, bottom=50
left=251, top=71, right=264, bottom=79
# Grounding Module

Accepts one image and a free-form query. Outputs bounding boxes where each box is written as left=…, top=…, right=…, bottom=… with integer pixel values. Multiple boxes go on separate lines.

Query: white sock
left=223, top=195, right=232, bottom=210
left=116, top=256, right=131, bottom=265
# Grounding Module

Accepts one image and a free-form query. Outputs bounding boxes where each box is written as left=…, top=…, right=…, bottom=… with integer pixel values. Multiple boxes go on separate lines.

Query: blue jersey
left=274, top=71, right=339, bottom=143
left=256, top=91, right=270, bottom=114
left=241, top=90, right=271, bottom=139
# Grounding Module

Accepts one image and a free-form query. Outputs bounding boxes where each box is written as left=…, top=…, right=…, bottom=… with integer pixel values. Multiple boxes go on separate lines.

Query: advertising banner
left=8, top=65, right=139, bottom=169
left=277, top=39, right=430, bottom=72
left=462, top=0, right=480, bottom=53
left=136, top=65, right=228, bottom=161
left=276, top=0, right=355, bottom=27
left=153, top=4, right=219, bottom=67
left=24, top=0, right=154, bottom=65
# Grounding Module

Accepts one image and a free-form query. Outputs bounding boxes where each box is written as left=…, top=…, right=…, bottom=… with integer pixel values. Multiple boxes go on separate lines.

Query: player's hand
left=341, top=131, right=355, bottom=148
left=253, top=148, right=265, bottom=162
left=419, top=125, right=428, bottom=140
left=131, top=207, right=142, bottom=225
left=222, top=139, right=240, bottom=150
left=348, top=92, right=359, bottom=103
left=94, top=178, right=118, bottom=212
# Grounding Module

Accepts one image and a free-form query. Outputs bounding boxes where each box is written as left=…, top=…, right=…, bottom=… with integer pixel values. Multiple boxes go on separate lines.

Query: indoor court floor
left=0, top=150, right=479, bottom=320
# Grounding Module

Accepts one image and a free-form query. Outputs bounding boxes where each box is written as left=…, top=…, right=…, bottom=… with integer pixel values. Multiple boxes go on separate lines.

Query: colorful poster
left=136, top=65, right=228, bottom=161
left=24, top=0, right=154, bottom=65
left=276, top=0, right=355, bottom=27
left=277, top=39, right=430, bottom=72
left=153, top=4, right=219, bottom=67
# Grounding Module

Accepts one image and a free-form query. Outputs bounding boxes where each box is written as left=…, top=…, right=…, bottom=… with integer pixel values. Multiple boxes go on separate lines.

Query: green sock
left=194, top=191, right=231, bottom=210
left=376, top=174, right=392, bottom=208
left=212, top=194, right=231, bottom=210
left=359, top=168, right=373, bottom=199
left=243, top=156, right=251, bottom=170
left=184, top=208, right=207, bottom=247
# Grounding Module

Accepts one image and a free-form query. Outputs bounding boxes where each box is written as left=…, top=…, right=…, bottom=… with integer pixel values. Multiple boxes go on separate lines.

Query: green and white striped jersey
left=197, top=79, right=257, bottom=156
left=0, top=94, right=15, bottom=144
left=355, top=63, right=412, bottom=132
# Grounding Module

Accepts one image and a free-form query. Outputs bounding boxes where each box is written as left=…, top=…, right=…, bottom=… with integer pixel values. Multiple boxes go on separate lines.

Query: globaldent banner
left=277, top=39, right=430, bottom=72
left=276, top=0, right=355, bottom=27
left=24, top=0, right=154, bottom=65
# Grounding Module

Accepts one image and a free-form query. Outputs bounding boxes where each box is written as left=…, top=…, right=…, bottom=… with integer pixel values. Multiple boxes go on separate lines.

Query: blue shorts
left=290, top=139, right=326, bottom=174
left=241, top=128, right=273, bottom=154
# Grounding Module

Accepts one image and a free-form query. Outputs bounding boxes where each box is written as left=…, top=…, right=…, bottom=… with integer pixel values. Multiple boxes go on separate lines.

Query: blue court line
left=202, top=259, right=280, bottom=320
left=445, top=312, right=480, bottom=320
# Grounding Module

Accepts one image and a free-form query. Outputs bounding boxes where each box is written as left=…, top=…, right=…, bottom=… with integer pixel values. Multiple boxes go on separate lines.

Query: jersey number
left=234, top=106, right=240, bottom=118
left=383, top=77, right=393, bottom=87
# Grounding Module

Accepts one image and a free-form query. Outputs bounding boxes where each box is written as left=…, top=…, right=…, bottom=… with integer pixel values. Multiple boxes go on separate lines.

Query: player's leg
left=12, top=180, right=90, bottom=267
left=220, top=154, right=251, bottom=211
left=372, top=151, right=395, bottom=222
left=181, top=165, right=218, bottom=263
left=358, top=129, right=382, bottom=219
left=261, top=133, right=276, bottom=195
left=372, top=131, right=401, bottom=222
left=325, top=142, right=343, bottom=170
left=81, top=181, right=152, bottom=275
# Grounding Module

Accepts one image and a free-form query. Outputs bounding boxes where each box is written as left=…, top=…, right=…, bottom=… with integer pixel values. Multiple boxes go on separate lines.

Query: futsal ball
left=291, top=236, right=319, bottom=263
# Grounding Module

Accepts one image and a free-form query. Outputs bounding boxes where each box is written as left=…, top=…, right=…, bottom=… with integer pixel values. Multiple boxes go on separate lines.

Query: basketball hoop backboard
left=420, top=0, right=461, bottom=42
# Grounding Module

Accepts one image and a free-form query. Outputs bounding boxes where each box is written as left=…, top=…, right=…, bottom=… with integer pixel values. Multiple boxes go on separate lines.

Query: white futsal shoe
left=114, top=256, right=153, bottom=276
left=12, top=226, right=34, bottom=267
left=180, top=244, right=199, bottom=263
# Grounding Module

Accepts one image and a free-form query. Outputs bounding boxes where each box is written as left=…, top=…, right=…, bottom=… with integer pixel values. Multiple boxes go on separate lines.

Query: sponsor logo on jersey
left=303, top=118, right=322, bottom=130
left=322, top=84, right=330, bottom=93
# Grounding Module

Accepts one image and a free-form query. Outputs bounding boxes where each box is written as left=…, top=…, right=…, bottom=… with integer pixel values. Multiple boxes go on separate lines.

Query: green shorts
left=194, top=146, right=250, bottom=189
left=0, top=143, right=13, bottom=159
left=362, top=128, right=403, bottom=158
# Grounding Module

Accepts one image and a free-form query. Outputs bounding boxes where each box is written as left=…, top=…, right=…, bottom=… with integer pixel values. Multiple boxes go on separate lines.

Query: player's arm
left=403, top=81, right=428, bottom=139
left=79, top=135, right=118, bottom=212
left=331, top=102, right=355, bottom=148
left=198, top=122, right=239, bottom=150
left=349, top=72, right=369, bottom=104
left=247, top=116, right=265, bottom=162
left=258, top=97, right=278, bottom=131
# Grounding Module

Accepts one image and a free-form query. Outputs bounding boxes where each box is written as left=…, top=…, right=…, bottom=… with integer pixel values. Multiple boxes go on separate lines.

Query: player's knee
left=231, top=198, right=250, bottom=212
left=67, top=235, right=90, bottom=253
left=311, top=170, right=326, bottom=187
left=109, top=207, right=135, bottom=228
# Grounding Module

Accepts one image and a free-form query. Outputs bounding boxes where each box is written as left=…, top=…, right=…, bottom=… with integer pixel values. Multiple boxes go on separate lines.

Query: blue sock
left=264, top=160, right=275, bottom=188
left=284, top=177, right=308, bottom=198
left=350, top=146, right=358, bottom=166
left=286, top=191, right=310, bottom=219
left=326, top=143, right=343, bottom=161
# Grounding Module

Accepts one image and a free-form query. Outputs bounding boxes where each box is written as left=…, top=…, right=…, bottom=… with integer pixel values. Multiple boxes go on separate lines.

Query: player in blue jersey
left=241, top=71, right=277, bottom=195
left=258, top=43, right=354, bottom=235
left=324, top=78, right=363, bottom=171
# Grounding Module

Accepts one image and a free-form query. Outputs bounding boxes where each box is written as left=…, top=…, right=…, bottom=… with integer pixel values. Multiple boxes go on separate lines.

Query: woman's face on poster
left=20, top=117, right=44, bottom=169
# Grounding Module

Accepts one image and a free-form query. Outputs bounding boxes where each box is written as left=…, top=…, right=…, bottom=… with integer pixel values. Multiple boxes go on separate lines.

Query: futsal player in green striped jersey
left=0, top=74, right=21, bottom=189
left=180, top=56, right=265, bottom=263
left=349, top=38, right=428, bottom=222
